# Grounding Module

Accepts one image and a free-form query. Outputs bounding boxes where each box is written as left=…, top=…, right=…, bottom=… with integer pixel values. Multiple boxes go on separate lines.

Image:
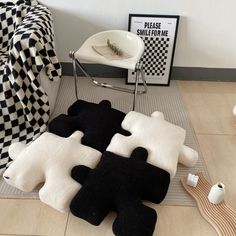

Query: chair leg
left=70, top=51, right=79, bottom=100
left=133, top=69, right=140, bottom=111
left=132, top=64, right=148, bottom=110
left=140, top=66, right=148, bottom=94
left=69, top=51, right=148, bottom=110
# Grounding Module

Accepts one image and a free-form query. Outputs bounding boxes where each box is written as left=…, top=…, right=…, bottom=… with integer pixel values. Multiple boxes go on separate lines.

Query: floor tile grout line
left=63, top=212, right=70, bottom=236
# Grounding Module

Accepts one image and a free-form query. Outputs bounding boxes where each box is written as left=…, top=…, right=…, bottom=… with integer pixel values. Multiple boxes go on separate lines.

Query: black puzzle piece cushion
left=48, top=100, right=130, bottom=152
left=70, top=147, right=170, bottom=236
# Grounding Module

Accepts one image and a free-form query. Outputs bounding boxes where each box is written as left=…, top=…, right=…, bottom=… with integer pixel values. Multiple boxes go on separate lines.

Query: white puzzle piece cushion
left=233, top=106, right=236, bottom=116
left=107, top=111, right=198, bottom=178
left=3, top=131, right=101, bottom=212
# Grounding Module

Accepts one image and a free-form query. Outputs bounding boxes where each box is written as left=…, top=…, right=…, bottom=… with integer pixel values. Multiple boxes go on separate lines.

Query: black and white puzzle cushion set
left=70, top=147, right=170, bottom=236
left=3, top=99, right=198, bottom=236
left=48, top=99, right=130, bottom=152
left=107, top=110, right=199, bottom=179
left=3, top=131, right=101, bottom=213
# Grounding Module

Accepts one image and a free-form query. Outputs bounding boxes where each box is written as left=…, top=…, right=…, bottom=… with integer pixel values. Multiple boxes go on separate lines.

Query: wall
left=40, top=0, right=236, bottom=69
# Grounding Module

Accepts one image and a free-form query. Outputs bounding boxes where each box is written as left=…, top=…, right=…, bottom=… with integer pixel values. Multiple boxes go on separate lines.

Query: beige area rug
left=0, top=76, right=210, bottom=206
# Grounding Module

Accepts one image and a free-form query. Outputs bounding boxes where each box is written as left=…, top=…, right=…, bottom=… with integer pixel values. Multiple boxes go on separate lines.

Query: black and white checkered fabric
left=0, top=0, right=62, bottom=174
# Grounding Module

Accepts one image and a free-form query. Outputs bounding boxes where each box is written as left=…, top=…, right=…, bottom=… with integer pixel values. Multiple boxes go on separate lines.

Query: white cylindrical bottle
left=187, top=173, right=199, bottom=187
left=208, top=182, right=225, bottom=204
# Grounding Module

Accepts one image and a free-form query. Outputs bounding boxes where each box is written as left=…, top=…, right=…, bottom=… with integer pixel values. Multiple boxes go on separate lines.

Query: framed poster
left=127, top=14, right=179, bottom=85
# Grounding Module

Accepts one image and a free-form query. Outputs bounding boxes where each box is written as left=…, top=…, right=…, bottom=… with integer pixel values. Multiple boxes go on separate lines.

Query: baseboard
left=61, top=62, right=236, bottom=82
left=171, top=67, right=236, bottom=82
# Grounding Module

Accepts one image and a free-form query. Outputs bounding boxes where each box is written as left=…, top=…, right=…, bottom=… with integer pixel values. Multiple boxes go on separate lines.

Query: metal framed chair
left=69, top=30, right=147, bottom=110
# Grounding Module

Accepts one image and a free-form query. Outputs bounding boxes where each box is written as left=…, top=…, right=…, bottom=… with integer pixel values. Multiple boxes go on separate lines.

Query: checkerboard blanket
left=0, top=0, right=62, bottom=174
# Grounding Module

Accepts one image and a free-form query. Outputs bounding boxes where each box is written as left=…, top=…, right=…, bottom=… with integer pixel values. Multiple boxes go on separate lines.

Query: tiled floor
left=1, top=80, right=236, bottom=236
